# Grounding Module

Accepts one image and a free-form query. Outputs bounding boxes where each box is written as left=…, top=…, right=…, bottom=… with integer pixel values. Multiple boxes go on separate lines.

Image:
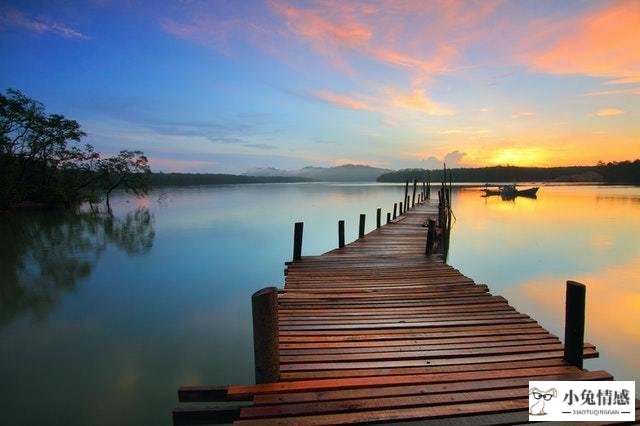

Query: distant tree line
left=150, top=173, right=313, bottom=186
left=1, top=89, right=150, bottom=210
left=377, top=162, right=640, bottom=184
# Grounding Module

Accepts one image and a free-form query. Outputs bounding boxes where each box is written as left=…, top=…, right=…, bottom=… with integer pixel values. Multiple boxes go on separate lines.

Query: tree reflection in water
left=0, top=209, right=154, bottom=328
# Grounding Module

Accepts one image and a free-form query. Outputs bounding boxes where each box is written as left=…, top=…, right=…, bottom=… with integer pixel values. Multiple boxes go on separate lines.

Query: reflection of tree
left=0, top=209, right=154, bottom=328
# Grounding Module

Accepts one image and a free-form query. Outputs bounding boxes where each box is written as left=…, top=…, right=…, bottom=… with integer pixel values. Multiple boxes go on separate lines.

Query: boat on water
left=483, top=184, right=539, bottom=199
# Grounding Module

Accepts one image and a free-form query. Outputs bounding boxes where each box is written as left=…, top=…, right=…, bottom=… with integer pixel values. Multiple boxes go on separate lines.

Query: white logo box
left=529, top=381, right=635, bottom=422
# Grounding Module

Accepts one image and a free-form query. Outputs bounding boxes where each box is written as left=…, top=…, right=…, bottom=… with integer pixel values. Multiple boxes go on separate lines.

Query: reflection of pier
left=173, top=182, right=626, bottom=425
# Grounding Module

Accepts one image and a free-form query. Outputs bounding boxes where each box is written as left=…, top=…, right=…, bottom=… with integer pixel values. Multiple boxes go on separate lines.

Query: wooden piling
left=358, top=214, right=365, bottom=238
left=376, top=208, right=381, bottom=228
left=412, top=179, right=417, bottom=208
left=338, top=220, right=345, bottom=248
left=425, top=219, right=436, bottom=255
left=564, top=280, right=586, bottom=369
left=292, top=222, right=303, bottom=261
left=403, top=181, right=409, bottom=212
left=251, top=287, right=279, bottom=384
left=386, top=212, right=391, bottom=224
left=392, top=203, right=397, bottom=219
left=399, top=201, right=403, bottom=215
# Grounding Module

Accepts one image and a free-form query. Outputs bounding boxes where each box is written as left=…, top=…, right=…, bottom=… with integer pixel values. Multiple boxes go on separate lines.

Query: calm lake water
left=1, top=183, right=638, bottom=425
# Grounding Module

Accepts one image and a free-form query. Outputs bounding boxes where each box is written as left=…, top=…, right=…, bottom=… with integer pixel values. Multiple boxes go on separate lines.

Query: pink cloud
left=385, top=88, right=453, bottom=116
left=0, top=7, right=88, bottom=39
left=311, top=90, right=371, bottom=110
left=527, top=2, right=640, bottom=80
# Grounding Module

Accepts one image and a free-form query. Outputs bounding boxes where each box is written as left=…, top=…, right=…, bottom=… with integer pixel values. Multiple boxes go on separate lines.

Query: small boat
left=483, top=185, right=539, bottom=199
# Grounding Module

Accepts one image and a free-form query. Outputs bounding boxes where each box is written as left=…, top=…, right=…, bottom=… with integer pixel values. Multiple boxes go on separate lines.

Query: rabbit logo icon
left=529, top=387, right=557, bottom=415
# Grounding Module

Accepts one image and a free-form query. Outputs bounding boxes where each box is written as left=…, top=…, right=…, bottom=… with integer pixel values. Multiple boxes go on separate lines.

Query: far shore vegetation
left=2, top=88, right=638, bottom=212
left=376, top=161, right=640, bottom=184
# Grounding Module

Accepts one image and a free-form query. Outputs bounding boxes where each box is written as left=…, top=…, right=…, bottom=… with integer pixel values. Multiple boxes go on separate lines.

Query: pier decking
left=174, top=194, right=635, bottom=425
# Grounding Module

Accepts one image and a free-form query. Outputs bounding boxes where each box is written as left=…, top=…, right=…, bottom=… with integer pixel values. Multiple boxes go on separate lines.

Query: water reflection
left=448, top=185, right=640, bottom=384
left=0, top=209, right=155, bottom=328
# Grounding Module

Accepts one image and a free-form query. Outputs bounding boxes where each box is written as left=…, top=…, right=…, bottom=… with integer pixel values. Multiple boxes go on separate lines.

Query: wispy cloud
left=605, top=76, right=640, bottom=85
left=0, top=7, right=88, bottom=39
left=526, top=2, right=640, bottom=80
left=511, top=111, right=535, bottom=119
left=311, top=90, right=371, bottom=110
left=595, top=108, right=624, bottom=117
left=386, top=88, right=454, bottom=116
left=584, top=87, right=640, bottom=96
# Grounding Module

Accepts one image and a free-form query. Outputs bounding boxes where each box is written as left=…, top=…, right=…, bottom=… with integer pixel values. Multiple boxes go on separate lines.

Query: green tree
left=1, top=88, right=151, bottom=209
left=97, top=150, right=151, bottom=210
left=0, top=89, right=96, bottom=207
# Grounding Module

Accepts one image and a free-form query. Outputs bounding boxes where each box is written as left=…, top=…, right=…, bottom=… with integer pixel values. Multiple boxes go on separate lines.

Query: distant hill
left=150, top=173, right=312, bottom=186
left=245, top=164, right=392, bottom=182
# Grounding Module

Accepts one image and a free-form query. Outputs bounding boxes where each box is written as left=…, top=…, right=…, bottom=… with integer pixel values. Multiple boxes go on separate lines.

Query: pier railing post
left=564, top=281, right=586, bottom=369
left=412, top=179, right=417, bottom=208
left=376, top=208, right=381, bottom=228
left=403, top=181, right=409, bottom=212
left=252, top=287, right=280, bottom=384
left=293, top=222, right=303, bottom=261
left=399, top=201, right=403, bottom=215
left=393, top=203, right=397, bottom=219
left=358, top=214, right=365, bottom=238
left=386, top=212, right=391, bottom=224
left=338, top=220, right=345, bottom=248
left=425, top=219, right=436, bottom=255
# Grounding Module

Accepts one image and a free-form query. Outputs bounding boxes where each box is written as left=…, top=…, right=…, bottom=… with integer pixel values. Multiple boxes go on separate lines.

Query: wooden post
left=399, top=201, right=403, bottom=215
left=425, top=219, right=436, bottom=255
left=412, top=179, right=417, bottom=207
left=252, top=287, right=280, bottom=384
left=376, top=208, right=381, bottom=228
left=358, top=214, right=365, bottom=238
left=427, top=181, right=430, bottom=199
left=338, top=220, right=345, bottom=248
left=403, top=181, right=409, bottom=211
left=406, top=196, right=410, bottom=211
left=564, top=281, right=586, bottom=369
left=393, top=203, right=397, bottom=219
left=386, top=212, right=391, bottom=224
left=292, top=222, right=303, bottom=261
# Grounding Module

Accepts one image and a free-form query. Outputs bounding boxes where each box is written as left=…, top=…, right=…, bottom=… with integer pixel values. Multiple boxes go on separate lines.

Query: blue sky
left=1, top=1, right=638, bottom=173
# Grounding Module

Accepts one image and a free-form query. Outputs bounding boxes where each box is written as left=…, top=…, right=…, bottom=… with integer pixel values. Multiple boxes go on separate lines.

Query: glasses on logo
left=532, top=392, right=554, bottom=401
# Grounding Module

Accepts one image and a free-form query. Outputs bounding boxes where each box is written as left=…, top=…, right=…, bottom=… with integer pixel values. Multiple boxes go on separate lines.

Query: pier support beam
left=403, top=181, right=409, bottom=213
left=412, top=179, right=417, bottom=208
left=338, top=220, right=345, bottom=248
left=252, top=287, right=280, bottom=384
left=564, top=280, right=586, bottom=369
left=425, top=219, right=436, bottom=255
left=292, top=222, right=303, bottom=261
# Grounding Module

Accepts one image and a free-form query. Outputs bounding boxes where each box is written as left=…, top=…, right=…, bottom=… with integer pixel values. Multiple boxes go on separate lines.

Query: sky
left=0, top=0, right=638, bottom=173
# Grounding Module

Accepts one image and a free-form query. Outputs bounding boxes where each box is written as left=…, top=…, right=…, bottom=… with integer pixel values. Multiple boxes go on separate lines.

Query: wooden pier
left=174, top=185, right=636, bottom=425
